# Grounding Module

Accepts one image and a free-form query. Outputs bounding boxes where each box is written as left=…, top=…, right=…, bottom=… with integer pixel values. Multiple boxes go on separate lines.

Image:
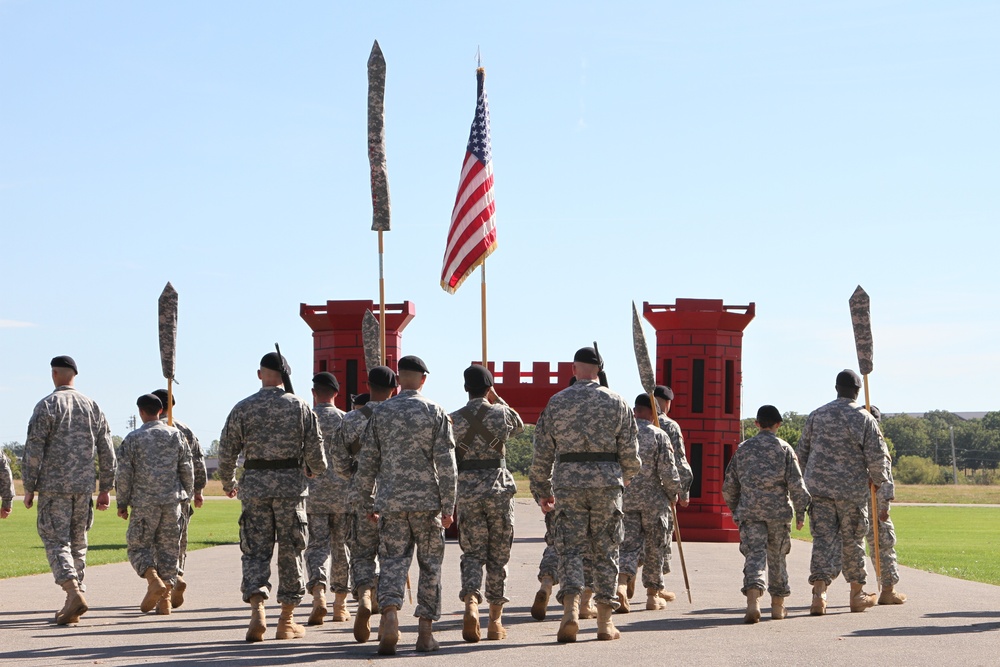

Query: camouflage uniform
left=162, top=418, right=207, bottom=577
left=658, top=414, right=692, bottom=573
left=722, top=430, right=810, bottom=596
left=305, top=402, right=350, bottom=595
left=451, top=396, right=524, bottom=605
left=870, top=474, right=899, bottom=585
left=22, top=386, right=116, bottom=586
left=529, top=380, right=641, bottom=608
left=797, top=397, right=891, bottom=586
left=116, top=420, right=194, bottom=585
left=334, top=400, right=382, bottom=596
left=354, top=389, right=457, bottom=620
left=537, top=512, right=559, bottom=584
left=1, top=451, right=14, bottom=513
left=620, top=418, right=681, bottom=590
left=218, top=386, right=327, bottom=604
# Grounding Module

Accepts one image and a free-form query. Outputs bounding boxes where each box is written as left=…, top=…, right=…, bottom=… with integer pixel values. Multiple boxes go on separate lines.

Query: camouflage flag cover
left=362, top=309, right=382, bottom=372
left=849, top=285, right=873, bottom=376
left=631, top=301, right=656, bottom=393
left=368, top=40, right=391, bottom=232
left=157, top=282, right=178, bottom=381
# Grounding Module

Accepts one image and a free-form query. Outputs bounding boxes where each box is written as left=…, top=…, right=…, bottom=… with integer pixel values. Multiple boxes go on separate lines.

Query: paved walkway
left=1, top=499, right=997, bottom=666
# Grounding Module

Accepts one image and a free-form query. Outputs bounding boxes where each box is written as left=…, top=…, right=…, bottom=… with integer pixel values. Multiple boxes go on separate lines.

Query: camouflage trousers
left=738, top=520, right=792, bottom=597
left=127, top=503, right=182, bottom=585
left=177, top=499, right=193, bottom=576
left=349, top=509, right=379, bottom=596
left=377, top=511, right=444, bottom=621
left=867, top=514, right=899, bottom=586
left=457, top=493, right=514, bottom=605
left=305, top=511, right=351, bottom=594
left=620, top=510, right=670, bottom=589
left=808, top=496, right=869, bottom=586
left=36, top=493, right=94, bottom=587
left=239, top=496, right=308, bottom=605
left=552, top=486, right=623, bottom=609
left=537, top=511, right=560, bottom=584
left=662, top=504, right=675, bottom=574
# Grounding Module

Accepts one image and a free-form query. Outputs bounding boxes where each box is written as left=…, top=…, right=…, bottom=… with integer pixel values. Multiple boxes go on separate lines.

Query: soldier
left=529, top=346, right=641, bottom=643
left=650, top=385, right=692, bottom=601
left=354, top=355, right=457, bottom=655
left=798, top=369, right=891, bottom=615
left=451, top=365, right=524, bottom=642
left=530, top=513, right=559, bottom=620
left=304, top=371, right=350, bottom=626
left=116, top=394, right=194, bottom=615
left=866, top=406, right=905, bottom=604
left=1, top=450, right=14, bottom=519
left=22, top=356, right=116, bottom=625
left=218, top=352, right=328, bottom=642
left=334, top=367, right=396, bottom=644
left=618, top=394, right=681, bottom=613
left=722, top=405, right=810, bottom=622
left=151, top=388, right=206, bottom=608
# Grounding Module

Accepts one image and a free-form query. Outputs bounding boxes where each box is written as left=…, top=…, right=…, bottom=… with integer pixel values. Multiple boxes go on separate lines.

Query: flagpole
left=379, top=230, right=387, bottom=365
left=480, top=261, right=488, bottom=365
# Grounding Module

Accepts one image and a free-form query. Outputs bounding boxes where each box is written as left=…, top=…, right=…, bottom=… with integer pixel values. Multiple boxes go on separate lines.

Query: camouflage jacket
left=659, top=414, right=694, bottom=502
left=160, top=417, right=207, bottom=493
left=218, top=386, right=327, bottom=499
left=22, top=386, right=116, bottom=495
left=1, top=451, right=14, bottom=509
left=723, top=430, right=810, bottom=524
left=116, top=420, right=194, bottom=508
left=529, top=379, right=641, bottom=500
left=354, top=389, right=457, bottom=515
left=450, top=396, right=524, bottom=499
left=306, top=402, right=348, bottom=514
left=623, top=418, right=680, bottom=513
left=333, top=400, right=382, bottom=481
left=797, top=397, right=892, bottom=503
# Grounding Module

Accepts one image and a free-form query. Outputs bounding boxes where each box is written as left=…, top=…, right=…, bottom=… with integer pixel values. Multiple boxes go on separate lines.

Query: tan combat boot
left=371, top=575, right=381, bottom=615
left=771, top=594, right=787, bottom=620
left=140, top=568, right=167, bottom=613
left=878, top=585, right=907, bottom=605
left=646, top=587, right=667, bottom=611
left=377, top=604, right=399, bottom=655
left=531, top=575, right=553, bottom=620
left=596, top=602, right=621, bottom=640
left=487, top=602, right=506, bottom=640
left=627, top=570, right=637, bottom=599
left=462, top=593, right=481, bottom=642
left=275, top=602, right=306, bottom=639
left=156, top=585, right=172, bottom=615
left=246, top=594, right=266, bottom=642
left=615, top=573, right=632, bottom=614
left=55, top=579, right=88, bottom=625
left=579, top=588, right=597, bottom=619
left=810, top=581, right=828, bottom=616
left=744, top=588, right=762, bottom=624
left=171, top=575, right=187, bottom=609
left=354, top=586, right=373, bottom=643
left=556, top=593, right=580, bottom=643
left=416, top=617, right=440, bottom=652
left=850, top=583, right=877, bottom=612
left=658, top=589, right=677, bottom=602
left=307, top=584, right=326, bottom=626
left=332, top=591, right=351, bottom=622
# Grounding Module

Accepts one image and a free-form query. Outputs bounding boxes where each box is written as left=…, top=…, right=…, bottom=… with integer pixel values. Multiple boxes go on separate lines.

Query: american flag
left=440, top=67, right=497, bottom=294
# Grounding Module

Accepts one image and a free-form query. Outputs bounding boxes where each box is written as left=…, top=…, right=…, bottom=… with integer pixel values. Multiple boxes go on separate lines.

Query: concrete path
left=1, top=498, right=997, bottom=666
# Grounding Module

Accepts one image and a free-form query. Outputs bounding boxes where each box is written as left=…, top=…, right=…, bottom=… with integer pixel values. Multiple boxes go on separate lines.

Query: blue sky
left=2, top=1, right=998, bottom=445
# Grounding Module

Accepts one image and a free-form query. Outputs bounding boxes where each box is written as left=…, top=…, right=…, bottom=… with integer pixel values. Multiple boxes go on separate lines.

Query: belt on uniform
left=243, top=458, right=300, bottom=470
left=557, top=452, right=618, bottom=463
left=458, top=458, right=506, bottom=472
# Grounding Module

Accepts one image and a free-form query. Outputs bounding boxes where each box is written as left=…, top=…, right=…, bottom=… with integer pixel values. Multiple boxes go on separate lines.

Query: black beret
left=352, top=393, right=370, bottom=406
left=261, top=352, right=289, bottom=373
left=398, top=355, right=429, bottom=374
left=653, top=385, right=674, bottom=401
left=50, top=355, right=78, bottom=374
left=634, top=393, right=654, bottom=410
left=868, top=405, right=882, bottom=421
left=836, top=369, right=863, bottom=389
left=368, top=366, right=398, bottom=389
left=152, top=388, right=175, bottom=408
left=137, top=393, right=163, bottom=414
left=756, top=405, right=782, bottom=424
left=464, top=365, right=493, bottom=392
left=573, top=347, right=602, bottom=366
left=312, top=372, right=339, bottom=392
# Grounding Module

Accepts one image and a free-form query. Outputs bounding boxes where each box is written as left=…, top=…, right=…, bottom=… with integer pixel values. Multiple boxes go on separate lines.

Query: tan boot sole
left=530, top=590, right=549, bottom=620
left=463, top=609, right=481, bottom=642
left=556, top=619, right=579, bottom=643
left=171, top=579, right=187, bottom=608
left=55, top=598, right=88, bottom=626
left=810, top=596, right=827, bottom=616
left=850, top=594, right=876, bottom=612
left=597, top=629, right=621, bottom=640
left=377, top=632, right=398, bottom=655
left=615, top=587, right=630, bottom=614
left=416, top=636, right=440, bottom=652
left=354, top=605, right=372, bottom=643
left=646, top=598, right=667, bottom=611
left=772, top=607, right=787, bottom=620
left=878, top=590, right=907, bottom=605
left=141, top=582, right=167, bottom=613
left=246, top=622, right=266, bottom=642
left=744, top=610, right=760, bottom=624
left=307, top=604, right=326, bottom=626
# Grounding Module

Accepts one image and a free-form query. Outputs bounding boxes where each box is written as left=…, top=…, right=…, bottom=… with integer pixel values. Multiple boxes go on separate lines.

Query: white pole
left=950, top=425, right=959, bottom=485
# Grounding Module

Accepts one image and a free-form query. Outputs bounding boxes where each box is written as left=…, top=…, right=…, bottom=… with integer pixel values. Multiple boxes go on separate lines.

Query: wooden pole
left=480, top=262, right=488, bottom=365
left=863, top=374, right=882, bottom=592
left=378, top=230, right=386, bottom=365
